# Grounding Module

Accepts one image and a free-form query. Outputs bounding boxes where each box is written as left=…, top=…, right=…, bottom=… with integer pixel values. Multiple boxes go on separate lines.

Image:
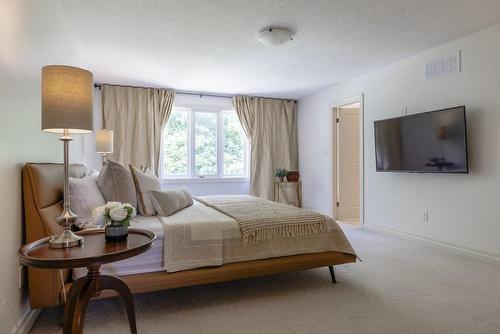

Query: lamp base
left=49, top=229, right=84, bottom=248
left=101, top=153, right=108, bottom=167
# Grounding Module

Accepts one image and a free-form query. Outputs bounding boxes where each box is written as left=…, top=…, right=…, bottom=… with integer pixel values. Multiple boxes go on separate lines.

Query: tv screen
left=374, top=106, right=468, bottom=173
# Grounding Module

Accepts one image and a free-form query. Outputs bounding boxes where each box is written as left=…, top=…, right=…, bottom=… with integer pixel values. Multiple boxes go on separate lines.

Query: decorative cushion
left=97, top=160, right=137, bottom=208
left=150, top=187, right=193, bottom=217
left=69, top=172, right=105, bottom=229
left=85, top=168, right=99, bottom=176
left=129, top=165, right=161, bottom=216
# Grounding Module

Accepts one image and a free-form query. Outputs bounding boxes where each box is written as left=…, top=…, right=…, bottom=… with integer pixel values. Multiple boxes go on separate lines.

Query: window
left=223, top=111, right=246, bottom=175
left=161, top=102, right=248, bottom=179
left=162, top=108, right=189, bottom=176
left=194, top=112, right=217, bottom=175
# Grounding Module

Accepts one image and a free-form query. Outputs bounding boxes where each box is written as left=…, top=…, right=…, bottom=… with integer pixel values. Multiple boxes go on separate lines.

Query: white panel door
left=337, top=108, right=360, bottom=220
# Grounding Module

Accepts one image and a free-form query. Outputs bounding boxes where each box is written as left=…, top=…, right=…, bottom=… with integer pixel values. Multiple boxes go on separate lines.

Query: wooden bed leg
left=328, top=266, right=337, bottom=283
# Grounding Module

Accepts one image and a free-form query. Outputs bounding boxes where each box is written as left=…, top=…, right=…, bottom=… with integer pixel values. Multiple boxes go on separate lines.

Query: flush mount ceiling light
left=257, top=27, right=294, bottom=46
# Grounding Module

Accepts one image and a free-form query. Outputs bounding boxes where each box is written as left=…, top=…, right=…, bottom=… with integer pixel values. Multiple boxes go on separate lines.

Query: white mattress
left=73, top=215, right=164, bottom=279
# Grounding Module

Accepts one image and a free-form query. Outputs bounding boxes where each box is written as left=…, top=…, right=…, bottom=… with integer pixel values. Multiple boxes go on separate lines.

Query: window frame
left=160, top=102, right=249, bottom=181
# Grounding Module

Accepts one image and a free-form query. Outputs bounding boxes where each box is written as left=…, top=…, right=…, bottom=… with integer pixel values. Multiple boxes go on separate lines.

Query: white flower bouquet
left=92, top=201, right=137, bottom=226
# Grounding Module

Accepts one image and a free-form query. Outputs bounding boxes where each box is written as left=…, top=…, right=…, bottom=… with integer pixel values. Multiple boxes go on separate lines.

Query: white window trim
left=160, top=101, right=249, bottom=181
left=161, top=176, right=249, bottom=185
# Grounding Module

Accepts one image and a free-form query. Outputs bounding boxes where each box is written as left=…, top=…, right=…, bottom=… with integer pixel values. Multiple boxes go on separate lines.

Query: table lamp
left=42, top=65, right=94, bottom=248
left=95, top=129, right=113, bottom=165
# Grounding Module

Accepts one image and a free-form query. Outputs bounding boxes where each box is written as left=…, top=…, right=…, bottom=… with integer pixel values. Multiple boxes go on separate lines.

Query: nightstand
left=19, top=228, right=155, bottom=334
left=273, top=181, right=302, bottom=207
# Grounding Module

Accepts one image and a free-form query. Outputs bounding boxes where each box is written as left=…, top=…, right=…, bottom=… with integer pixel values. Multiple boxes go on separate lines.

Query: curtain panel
left=102, top=85, right=175, bottom=175
left=233, top=96, right=298, bottom=200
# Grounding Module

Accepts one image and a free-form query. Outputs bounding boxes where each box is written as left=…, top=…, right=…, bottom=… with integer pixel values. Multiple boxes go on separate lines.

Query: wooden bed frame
left=22, top=163, right=356, bottom=308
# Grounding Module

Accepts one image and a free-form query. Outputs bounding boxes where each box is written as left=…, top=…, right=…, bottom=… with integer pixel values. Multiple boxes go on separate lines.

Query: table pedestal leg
left=97, top=275, right=137, bottom=333
left=63, top=265, right=137, bottom=334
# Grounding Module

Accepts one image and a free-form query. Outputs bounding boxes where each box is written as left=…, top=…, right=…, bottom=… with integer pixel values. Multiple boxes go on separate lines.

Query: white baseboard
left=364, top=223, right=500, bottom=267
left=10, top=307, right=41, bottom=334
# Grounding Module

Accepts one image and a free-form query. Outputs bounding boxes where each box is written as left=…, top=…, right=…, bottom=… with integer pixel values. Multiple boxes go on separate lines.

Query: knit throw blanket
left=194, top=195, right=328, bottom=246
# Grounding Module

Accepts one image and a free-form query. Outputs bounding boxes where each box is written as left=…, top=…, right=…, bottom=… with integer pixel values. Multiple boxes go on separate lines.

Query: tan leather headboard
left=23, top=163, right=88, bottom=240
left=22, top=163, right=89, bottom=308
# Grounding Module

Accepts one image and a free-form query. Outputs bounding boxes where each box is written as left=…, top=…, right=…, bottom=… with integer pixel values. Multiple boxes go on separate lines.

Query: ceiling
left=60, top=0, right=500, bottom=99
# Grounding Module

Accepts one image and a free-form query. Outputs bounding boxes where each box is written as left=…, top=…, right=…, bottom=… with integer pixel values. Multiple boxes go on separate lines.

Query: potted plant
left=93, top=201, right=137, bottom=241
left=275, top=168, right=289, bottom=182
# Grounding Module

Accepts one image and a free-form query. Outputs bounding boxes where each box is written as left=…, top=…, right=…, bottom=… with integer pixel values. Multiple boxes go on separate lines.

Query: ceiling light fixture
left=257, top=27, right=294, bottom=47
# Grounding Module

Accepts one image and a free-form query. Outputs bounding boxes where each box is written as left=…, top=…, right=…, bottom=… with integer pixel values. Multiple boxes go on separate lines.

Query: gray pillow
left=129, top=165, right=161, bottom=216
left=150, top=187, right=193, bottom=216
left=97, top=160, right=137, bottom=208
left=69, top=172, right=105, bottom=229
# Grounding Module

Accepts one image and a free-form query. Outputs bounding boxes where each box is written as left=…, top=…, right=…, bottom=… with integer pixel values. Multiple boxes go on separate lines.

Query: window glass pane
left=162, top=108, right=188, bottom=176
left=223, top=111, right=246, bottom=175
left=195, top=112, right=217, bottom=175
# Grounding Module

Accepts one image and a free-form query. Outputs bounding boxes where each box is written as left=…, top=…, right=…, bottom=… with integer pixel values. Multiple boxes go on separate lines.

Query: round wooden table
left=19, top=228, right=156, bottom=334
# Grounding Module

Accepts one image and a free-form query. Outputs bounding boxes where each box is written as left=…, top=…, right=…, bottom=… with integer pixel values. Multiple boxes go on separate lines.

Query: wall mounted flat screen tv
left=374, top=106, right=468, bottom=173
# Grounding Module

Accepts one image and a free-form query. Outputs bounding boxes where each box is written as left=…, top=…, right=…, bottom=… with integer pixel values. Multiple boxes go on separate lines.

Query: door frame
left=330, top=94, right=364, bottom=226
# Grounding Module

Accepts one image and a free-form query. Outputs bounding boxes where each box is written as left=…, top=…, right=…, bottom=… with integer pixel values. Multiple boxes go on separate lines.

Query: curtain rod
left=93, top=83, right=297, bottom=103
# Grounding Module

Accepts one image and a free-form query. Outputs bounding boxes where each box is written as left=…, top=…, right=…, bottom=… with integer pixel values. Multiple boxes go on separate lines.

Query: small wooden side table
left=19, top=228, right=156, bottom=334
left=273, top=181, right=302, bottom=207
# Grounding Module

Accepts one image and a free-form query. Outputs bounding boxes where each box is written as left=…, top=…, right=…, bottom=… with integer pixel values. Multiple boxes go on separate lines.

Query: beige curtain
left=153, top=89, right=176, bottom=173
left=233, top=96, right=298, bottom=200
left=102, top=85, right=175, bottom=174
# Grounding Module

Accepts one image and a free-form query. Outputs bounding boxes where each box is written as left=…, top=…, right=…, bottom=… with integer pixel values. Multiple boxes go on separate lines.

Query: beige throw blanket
left=195, top=195, right=328, bottom=246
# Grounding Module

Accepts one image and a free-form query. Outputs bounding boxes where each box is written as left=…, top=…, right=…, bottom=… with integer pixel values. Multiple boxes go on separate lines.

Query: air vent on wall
left=425, top=51, right=461, bottom=80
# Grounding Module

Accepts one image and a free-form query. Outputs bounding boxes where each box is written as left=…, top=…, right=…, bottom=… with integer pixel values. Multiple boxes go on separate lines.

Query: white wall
left=298, top=23, right=500, bottom=259
left=81, top=87, right=104, bottom=170
left=0, top=1, right=87, bottom=332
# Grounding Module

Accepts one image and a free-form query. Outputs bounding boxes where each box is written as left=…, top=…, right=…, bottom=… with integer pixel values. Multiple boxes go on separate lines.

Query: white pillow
left=69, top=172, right=106, bottom=229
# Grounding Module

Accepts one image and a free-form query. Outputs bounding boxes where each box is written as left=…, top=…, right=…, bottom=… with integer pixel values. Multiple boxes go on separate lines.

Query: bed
left=22, top=163, right=356, bottom=308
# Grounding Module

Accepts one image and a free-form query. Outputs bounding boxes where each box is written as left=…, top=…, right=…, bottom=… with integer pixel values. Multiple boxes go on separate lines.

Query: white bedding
left=74, top=200, right=355, bottom=279
left=73, top=215, right=164, bottom=279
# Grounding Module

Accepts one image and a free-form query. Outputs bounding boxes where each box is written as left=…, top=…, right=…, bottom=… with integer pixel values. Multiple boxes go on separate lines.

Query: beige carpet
left=31, top=224, right=500, bottom=334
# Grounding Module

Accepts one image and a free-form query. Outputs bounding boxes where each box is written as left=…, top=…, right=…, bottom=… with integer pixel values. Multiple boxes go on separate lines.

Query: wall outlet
left=423, top=211, right=429, bottom=223
left=18, top=265, right=24, bottom=289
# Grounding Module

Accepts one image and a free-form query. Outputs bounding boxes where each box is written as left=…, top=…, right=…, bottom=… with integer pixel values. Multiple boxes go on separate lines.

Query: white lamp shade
left=96, top=129, right=113, bottom=153
left=41, top=65, right=94, bottom=134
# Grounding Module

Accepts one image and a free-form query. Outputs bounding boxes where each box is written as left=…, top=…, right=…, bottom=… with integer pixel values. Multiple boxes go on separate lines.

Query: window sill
left=161, top=177, right=249, bottom=184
